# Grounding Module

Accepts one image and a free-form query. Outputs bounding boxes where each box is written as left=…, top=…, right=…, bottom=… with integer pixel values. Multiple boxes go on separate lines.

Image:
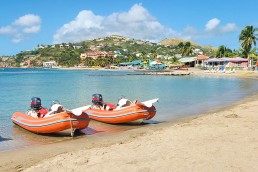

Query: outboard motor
left=30, top=97, right=42, bottom=110
left=92, top=94, right=103, bottom=106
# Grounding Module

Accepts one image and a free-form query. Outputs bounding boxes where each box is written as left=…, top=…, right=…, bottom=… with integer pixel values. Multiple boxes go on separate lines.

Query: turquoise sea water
left=1, top=68, right=258, bottom=151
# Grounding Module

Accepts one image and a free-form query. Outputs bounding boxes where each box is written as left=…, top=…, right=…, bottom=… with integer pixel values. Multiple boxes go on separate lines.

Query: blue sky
left=1, top=0, right=258, bottom=56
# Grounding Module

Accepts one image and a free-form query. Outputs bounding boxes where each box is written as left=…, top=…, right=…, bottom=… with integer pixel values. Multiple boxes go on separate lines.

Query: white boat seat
left=44, top=104, right=63, bottom=118
left=115, top=98, right=132, bottom=110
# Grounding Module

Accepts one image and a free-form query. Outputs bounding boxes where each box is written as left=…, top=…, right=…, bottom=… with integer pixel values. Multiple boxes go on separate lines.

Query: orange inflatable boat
left=11, top=111, right=90, bottom=136
left=74, top=98, right=158, bottom=124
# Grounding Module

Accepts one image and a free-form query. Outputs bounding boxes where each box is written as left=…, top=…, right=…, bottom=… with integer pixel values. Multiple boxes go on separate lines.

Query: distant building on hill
left=43, top=61, right=57, bottom=68
left=24, top=55, right=36, bottom=59
left=192, top=48, right=203, bottom=55
left=80, top=51, right=115, bottom=60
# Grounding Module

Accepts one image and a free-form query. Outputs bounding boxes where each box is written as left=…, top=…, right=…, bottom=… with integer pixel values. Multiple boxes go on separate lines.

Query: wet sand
left=0, top=70, right=258, bottom=172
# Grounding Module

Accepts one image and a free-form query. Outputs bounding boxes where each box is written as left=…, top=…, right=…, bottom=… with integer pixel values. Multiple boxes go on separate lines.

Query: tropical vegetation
left=1, top=26, right=258, bottom=68
left=239, top=25, right=258, bottom=57
left=177, top=41, right=193, bottom=56
left=239, top=25, right=258, bottom=66
left=215, top=45, right=233, bottom=58
left=1, top=36, right=216, bottom=68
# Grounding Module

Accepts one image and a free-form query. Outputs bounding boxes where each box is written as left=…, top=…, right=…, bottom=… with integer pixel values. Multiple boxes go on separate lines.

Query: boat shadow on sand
left=80, top=119, right=162, bottom=135
left=12, top=124, right=83, bottom=139
left=11, top=119, right=162, bottom=144
left=0, top=136, right=12, bottom=142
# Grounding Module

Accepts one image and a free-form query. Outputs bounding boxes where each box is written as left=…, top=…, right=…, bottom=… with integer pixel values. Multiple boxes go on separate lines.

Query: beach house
left=80, top=51, right=114, bottom=60
left=204, top=57, right=248, bottom=68
left=195, top=55, right=209, bottom=67
left=43, top=61, right=57, bottom=68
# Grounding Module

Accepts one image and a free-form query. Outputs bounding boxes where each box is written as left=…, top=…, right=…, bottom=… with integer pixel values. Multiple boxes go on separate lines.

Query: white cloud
left=0, top=26, right=16, bottom=35
left=23, top=25, right=41, bottom=33
left=53, top=4, right=176, bottom=43
left=53, top=10, right=104, bottom=43
left=12, top=34, right=23, bottom=43
left=53, top=4, right=238, bottom=46
left=220, top=23, right=237, bottom=32
left=181, top=18, right=238, bottom=42
left=205, top=18, right=220, bottom=31
left=117, top=3, right=153, bottom=23
left=0, top=14, right=41, bottom=43
left=13, top=14, right=41, bottom=27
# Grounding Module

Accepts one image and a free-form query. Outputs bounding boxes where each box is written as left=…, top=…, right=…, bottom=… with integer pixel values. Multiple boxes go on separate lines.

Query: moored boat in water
left=11, top=98, right=90, bottom=136
left=12, top=111, right=89, bottom=136
left=73, top=94, right=158, bottom=124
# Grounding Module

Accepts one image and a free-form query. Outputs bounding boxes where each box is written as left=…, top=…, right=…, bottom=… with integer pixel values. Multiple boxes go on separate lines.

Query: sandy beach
left=0, top=70, right=258, bottom=172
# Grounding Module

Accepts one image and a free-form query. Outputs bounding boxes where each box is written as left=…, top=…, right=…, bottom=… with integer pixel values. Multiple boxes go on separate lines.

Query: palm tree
left=239, top=25, right=258, bottom=66
left=113, top=57, right=122, bottom=65
left=83, top=57, right=94, bottom=66
left=94, top=57, right=102, bottom=67
left=177, top=42, right=193, bottom=56
left=217, top=45, right=226, bottom=57
left=184, top=42, right=192, bottom=56
left=216, top=45, right=233, bottom=58
left=141, top=51, right=147, bottom=60
left=177, top=42, right=185, bottom=56
left=248, top=47, right=257, bottom=68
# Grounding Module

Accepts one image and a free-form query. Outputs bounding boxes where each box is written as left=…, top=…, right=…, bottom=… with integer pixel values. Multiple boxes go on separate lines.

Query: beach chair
left=225, top=68, right=231, bottom=74
left=211, top=68, right=216, bottom=73
left=218, top=66, right=225, bottom=73
left=205, top=68, right=211, bottom=73
left=225, top=68, right=235, bottom=74
left=215, top=67, right=220, bottom=73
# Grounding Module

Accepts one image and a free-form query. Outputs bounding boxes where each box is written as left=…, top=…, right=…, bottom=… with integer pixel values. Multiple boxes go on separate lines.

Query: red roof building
left=196, top=55, right=209, bottom=67
left=197, top=55, right=209, bottom=60
left=80, top=51, right=115, bottom=59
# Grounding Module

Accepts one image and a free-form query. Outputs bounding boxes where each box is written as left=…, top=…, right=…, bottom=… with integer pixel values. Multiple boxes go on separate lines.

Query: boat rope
left=69, top=115, right=74, bottom=137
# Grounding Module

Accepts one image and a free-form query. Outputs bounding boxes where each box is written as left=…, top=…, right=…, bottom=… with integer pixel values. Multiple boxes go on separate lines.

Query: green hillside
left=1, top=35, right=217, bottom=67
left=160, top=38, right=217, bottom=55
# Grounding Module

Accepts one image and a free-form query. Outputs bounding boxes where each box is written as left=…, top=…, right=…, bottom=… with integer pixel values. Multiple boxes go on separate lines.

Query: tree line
left=177, top=25, right=258, bottom=60
left=9, top=25, right=258, bottom=68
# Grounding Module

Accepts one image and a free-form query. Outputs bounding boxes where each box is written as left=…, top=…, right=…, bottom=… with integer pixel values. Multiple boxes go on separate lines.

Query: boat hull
left=11, top=111, right=90, bottom=134
left=85, top=104, right=156, bottom=124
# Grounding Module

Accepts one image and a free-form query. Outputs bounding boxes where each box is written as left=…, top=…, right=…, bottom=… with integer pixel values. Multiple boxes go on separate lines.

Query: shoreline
left=0, top=70, right=258, bottom=171
left=59, top=66, right=258, bottom=79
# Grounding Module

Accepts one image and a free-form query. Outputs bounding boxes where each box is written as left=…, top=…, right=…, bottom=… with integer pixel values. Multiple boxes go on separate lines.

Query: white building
left=43, top=61, right=57, bottom=68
